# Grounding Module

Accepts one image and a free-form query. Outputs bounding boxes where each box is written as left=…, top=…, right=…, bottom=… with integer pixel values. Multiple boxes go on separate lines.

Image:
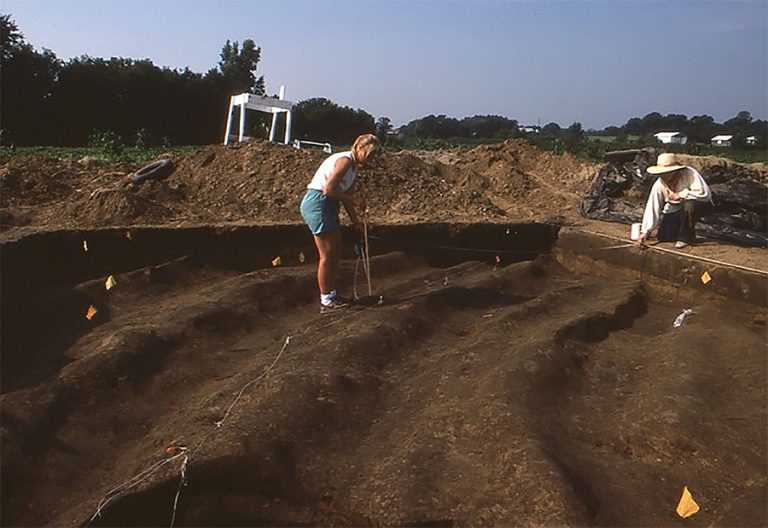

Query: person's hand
left=352, top=194, right=367, bottom=212
left=669, top=191, right=680, bottom=201
left=635, top=233, right=647, bottom=247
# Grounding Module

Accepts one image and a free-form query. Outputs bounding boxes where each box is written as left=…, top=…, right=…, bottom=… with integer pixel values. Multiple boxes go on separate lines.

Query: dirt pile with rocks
left=0, top=140, right=598, bottom=232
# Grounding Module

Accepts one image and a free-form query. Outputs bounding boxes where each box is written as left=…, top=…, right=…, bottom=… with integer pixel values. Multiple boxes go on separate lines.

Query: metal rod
left=363, top=217, right=372, bottom=296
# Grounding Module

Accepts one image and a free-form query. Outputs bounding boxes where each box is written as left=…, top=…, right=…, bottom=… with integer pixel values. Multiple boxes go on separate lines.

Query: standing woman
left=300, top=134, right=381, bottom=312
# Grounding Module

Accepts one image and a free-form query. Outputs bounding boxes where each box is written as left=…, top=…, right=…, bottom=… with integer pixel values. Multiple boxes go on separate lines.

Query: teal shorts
left=300, top=189, right=340, bottom=235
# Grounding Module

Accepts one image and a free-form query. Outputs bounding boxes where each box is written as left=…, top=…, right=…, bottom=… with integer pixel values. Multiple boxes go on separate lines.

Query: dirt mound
left=4, top=140, right=766, bottom=238
left=0, top=157, right=78, bottom=206
left=450, top=141, right=595, bottom=219
left=1, top=140, right=599, bottom=231
left=67, top=182, right=187, bottom=226
left=674, top=153, right=768, bottom=182
left=171, top=143, right=323, bottom=223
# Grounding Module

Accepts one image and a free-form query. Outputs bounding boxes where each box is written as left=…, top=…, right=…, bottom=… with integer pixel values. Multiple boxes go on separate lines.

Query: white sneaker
left=320, top=298, right=349, bottom=313
left=675, top=241, right=688, bottom=249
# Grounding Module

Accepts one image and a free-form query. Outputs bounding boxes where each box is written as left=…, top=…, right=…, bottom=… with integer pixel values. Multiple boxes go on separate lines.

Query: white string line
left=168, top=450, right=189, bottom=528
left=360, top=252, right=371, bottom=297
left=167, top=335, right=292, bottom=527
left=365, top=235, right=550, bottom=255
left=594, top=243, right=636, bottom=250
left=576, top=228, right=768, bottom=276
left=363, top=218, right=373, bottom=296
left=88, top=336, right=292, bottom=525
left=353, top=254, right=361, bottom=301
left=214, top=335, right=291, bottom=429
left=89, top=451, right=187, bottom=522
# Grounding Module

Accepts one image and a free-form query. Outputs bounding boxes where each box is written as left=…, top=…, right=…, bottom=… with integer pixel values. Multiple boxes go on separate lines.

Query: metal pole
left=363, top=217, right=372, bottom=296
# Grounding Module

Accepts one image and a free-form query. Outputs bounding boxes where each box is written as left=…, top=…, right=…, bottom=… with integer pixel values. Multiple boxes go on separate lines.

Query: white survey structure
left=224, top=85, right=295, bottom=145
left=293, top=139, right=332, bottom=154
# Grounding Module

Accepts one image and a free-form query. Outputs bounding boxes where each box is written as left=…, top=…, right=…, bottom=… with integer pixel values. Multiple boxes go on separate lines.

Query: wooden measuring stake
left=363, top=215, right=372, bottom=296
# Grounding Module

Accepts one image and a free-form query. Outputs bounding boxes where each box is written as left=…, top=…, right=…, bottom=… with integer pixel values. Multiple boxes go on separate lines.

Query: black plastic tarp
left=579, top=149, right=768, bottom=247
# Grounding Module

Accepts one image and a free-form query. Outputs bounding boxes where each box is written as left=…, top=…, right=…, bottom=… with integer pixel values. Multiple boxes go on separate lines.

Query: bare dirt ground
left=2, top=248, right=765, bottom=527
left=1, top=141, right=766, bottom=527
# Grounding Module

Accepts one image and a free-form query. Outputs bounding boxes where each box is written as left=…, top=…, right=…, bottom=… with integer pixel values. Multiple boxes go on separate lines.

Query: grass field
left=0, top=145, right=199, bottom=164
left=586, top=135, right=641, bottom=143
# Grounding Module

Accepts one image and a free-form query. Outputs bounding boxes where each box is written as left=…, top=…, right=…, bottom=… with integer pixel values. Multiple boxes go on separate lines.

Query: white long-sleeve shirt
left=640, top=167, right=712, bottom=236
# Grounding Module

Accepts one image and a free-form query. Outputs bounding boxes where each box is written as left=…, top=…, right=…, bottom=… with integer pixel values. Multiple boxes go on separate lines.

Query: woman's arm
left=677, top=168, right=711, bottom=201
left=639, top=179, right=665, bottom=241
left=323, top=157, right=362, bottom=226
left=322, top=157, right=354, bottom=203
left=342, top=199, right=361, bottom=228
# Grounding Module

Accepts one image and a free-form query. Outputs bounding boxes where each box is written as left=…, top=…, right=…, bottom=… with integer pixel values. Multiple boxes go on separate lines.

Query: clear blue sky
left=5, top=0, right=766, bottom=128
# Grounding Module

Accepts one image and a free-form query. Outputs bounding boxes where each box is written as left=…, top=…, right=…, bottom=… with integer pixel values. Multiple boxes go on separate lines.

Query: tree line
left=595, top=111, right=767, bottom=146
left=0, top=14, right=374, bottom=148
left=393, top=112, right=765, bottom=148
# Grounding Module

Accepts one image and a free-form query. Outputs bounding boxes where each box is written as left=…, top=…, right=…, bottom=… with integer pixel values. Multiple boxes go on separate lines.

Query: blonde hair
left=351, top=134, right=381, bottom=164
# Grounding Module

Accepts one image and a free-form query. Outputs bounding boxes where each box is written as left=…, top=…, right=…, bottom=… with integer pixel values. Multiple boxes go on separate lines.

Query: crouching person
left=637, top=153, right=712, bottom=248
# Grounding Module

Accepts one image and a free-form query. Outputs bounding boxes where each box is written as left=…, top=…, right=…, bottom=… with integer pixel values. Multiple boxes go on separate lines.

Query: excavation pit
left=0, top=222, right=765, bottom=527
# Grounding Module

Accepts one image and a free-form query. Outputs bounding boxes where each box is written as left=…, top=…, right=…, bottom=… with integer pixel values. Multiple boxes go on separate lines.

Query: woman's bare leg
left=313, top=230, right=342, bottom=295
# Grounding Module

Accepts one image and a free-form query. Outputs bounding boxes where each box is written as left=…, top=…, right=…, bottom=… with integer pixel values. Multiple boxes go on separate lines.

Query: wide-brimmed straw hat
left=647, top=153, right=686, bottom=175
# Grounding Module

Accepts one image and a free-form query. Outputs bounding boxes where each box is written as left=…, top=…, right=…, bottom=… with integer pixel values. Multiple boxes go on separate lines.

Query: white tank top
left=307, top=151, right=357, bottom=193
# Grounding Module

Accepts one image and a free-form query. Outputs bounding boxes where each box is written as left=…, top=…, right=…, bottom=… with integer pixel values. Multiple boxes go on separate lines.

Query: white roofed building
left=654, top=132, right=688, bottom=145
left=711, top=135, right=733, bottom=147
left=519, top=125, right=541, bottom=134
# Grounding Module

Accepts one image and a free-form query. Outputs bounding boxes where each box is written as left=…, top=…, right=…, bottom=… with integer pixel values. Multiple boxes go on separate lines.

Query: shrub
left=87, top=130, right=123, bottom=157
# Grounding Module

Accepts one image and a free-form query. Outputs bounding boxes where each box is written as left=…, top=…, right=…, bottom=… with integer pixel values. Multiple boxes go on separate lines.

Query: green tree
left=293, top=97, right=375, bottom=145
left=0, top=17, right=269, bottom=146
left=542, top=122, right=562, bottom=137
left=623, top=117, right=643, bottom=135
left=724, top=111, right=753, bottom=132
left=562, top=122, right=585, bottom=150
left=0, top=14, right=23, bottom=61
left=688, top=115, right=717, bottom=143
left=640, top=112, right=664, bottom=134
left=218, top=39, right=265, bottom=94
left=460, top=115, right=518, bottom=138
left=0, top=14, right=61, bottom=145
left=375, top=116, right=393, bottom=141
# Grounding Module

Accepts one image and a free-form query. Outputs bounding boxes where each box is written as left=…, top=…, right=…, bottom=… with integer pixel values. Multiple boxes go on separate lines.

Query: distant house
left=519, top=125, right=541, bottom=134
left=654, top=132, right=688, bottom=145
left=746, top=136, right=758, bottom=146
left=711, top=135, right=733, bottom=147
